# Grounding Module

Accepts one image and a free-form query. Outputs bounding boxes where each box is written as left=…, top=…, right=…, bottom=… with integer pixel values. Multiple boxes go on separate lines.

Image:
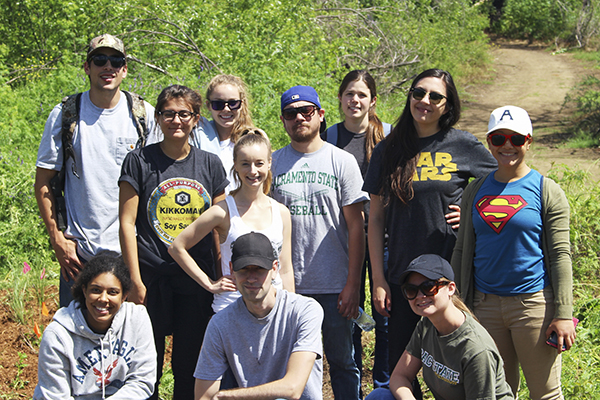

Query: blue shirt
left=473, top=169, right=549, bottom=295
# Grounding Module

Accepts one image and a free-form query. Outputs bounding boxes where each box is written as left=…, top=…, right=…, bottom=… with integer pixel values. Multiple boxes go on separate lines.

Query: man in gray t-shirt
left=271, top=86, right=368, bottom=400
left=35, top=34, right=154, bottom=307
left=194, top=232, right=324, bottom=400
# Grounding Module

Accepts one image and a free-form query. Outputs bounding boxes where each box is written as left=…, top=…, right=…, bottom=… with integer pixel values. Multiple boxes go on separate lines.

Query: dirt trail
left=458, top=43, right=600, bottom=180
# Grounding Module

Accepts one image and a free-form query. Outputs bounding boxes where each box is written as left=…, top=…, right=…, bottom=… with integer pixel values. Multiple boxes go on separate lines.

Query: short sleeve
left=334, top=146, right=369, bottom=207
left=405, top=318, right=425, bottom=359
left=36, top=103, right=64, bottom=171
left=194, top=320, right=229, bottom=381
left=463, top=350, right=505, bottom=400
left=205, top=151, right=229, bottom=198
left=466, top=134, right=497, bottom=178
left=292, top=298, right=324, bottom=357
left=362, top=140, right=385, bottom=194
left=119, top=150, right=142, bottom=194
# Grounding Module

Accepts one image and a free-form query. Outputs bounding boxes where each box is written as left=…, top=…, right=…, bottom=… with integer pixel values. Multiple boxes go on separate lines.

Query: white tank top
left=212, top=195, right=284, bottom=312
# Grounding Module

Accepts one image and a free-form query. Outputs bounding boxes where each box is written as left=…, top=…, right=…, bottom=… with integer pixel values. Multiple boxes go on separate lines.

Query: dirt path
left=458, top=42, right=600, bottom=180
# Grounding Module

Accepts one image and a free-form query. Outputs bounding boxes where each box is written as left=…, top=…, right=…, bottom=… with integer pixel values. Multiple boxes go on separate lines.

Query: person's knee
left=365, top=387, right=396, bottom=400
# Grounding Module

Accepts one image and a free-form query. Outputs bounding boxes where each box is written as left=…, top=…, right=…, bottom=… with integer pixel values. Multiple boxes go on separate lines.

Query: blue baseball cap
left=281, top=85, right=321, bottom=111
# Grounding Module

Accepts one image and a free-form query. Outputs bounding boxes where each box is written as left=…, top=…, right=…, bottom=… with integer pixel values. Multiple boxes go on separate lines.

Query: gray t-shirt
left=195, top=290, right=324, bottom=400
left=36, top=91, right=155, bottom=259
left=271, top=142, right=369, bottom=294
left=406, top=313, right=514, bottom=400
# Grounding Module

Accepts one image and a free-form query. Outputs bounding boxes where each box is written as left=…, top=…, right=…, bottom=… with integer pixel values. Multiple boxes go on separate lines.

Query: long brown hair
left=338, top=70, right=385, bottom=162
left=381, top=69, right=461, bottom=206
left=206, top=74, right=254, bottom=143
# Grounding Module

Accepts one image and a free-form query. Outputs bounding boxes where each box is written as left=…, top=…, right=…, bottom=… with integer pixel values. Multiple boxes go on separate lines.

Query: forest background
left=1, top=0, right=600, bottom=399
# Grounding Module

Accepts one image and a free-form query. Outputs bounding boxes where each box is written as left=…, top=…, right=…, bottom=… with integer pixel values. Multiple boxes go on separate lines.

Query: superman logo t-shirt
left=472, top=169, right=549, bottom=295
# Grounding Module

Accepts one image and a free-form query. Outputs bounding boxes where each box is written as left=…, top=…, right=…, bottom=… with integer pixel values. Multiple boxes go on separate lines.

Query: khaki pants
left=474, top=288, right=563, bottom=400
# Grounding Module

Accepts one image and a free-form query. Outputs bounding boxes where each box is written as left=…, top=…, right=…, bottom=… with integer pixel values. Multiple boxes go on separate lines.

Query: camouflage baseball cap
left=87, top=34, right=126, bottom=58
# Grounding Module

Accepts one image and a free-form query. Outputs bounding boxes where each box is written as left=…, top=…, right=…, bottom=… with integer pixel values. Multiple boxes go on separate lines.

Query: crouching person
left=194, top=232, right=324, bottom=400
left=366, top=254, right=513, bottom=400
left=34, top=255, right=156, bottom=400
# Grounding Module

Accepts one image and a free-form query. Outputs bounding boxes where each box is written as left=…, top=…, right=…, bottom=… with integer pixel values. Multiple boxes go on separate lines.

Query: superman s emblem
left=475, top=195, right=527, bottom=234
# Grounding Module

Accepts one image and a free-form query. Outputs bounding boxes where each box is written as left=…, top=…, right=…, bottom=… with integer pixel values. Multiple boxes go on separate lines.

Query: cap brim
left=232, top=256, right=273, bottom=272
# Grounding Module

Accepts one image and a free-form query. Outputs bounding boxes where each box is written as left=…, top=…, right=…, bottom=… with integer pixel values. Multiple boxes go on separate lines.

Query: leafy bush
left=563, top=75, right=600, bottom=147
left=496, top=0, right=580, bottom=42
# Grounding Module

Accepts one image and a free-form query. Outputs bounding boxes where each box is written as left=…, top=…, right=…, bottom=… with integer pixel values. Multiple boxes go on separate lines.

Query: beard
left=287, top=122, right=319, bottom=143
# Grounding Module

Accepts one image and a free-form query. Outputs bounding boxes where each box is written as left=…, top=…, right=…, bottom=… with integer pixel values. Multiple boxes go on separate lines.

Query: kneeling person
left=194, top=232, right=324, bottom=400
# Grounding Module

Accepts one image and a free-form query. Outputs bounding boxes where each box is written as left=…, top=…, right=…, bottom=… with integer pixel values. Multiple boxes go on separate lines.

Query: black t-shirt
left=363, top=128, right=497, bottom=284
left=120, top=144, right=228, bottom=281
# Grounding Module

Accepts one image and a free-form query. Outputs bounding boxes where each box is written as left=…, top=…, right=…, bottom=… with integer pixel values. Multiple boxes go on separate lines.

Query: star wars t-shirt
left=363, top=128, right=496, bottom=285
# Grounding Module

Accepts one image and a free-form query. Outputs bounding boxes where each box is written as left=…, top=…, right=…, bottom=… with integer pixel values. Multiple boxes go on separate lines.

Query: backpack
left=49, top=91, right=149, bottom=230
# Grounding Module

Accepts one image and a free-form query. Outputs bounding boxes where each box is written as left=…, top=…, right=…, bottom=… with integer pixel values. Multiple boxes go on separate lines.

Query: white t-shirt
left=36, top=91, right=155, bottom=259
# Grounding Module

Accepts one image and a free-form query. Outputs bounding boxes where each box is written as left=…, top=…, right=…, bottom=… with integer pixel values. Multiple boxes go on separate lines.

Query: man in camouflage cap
left=35, top=34, right=155, bottom=307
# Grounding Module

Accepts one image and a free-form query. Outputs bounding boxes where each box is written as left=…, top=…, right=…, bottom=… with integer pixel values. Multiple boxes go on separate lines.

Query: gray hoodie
left=33, top=301, right=156, bottom=400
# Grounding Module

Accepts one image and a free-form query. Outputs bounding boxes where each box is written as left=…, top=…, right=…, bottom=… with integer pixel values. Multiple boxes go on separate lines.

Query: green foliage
left=495, top=0, right=582, bottom=42
left=549, top=165, right=600, bottom=398
left=548, top=165, right=600, bottom=282
left=563, top=75, right=600, bottom=147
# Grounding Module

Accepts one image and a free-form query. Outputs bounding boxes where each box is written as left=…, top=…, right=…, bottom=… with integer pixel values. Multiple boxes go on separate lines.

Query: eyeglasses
left=489, top=133, right=530, bottom=147
left=282, top=105, right=319, bottom=121
left=158, top=110, right=197, bottom=122
left=410, top=87, right=446, bottom=105
left=89, top=54, right=126, bottom=69
left=210, top=100, right=242, bottom=111
left=401, top=279, right=450, bottom=300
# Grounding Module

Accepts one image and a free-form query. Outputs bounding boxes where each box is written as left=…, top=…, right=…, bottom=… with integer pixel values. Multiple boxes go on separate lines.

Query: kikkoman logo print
left=147, top=178, right=211, bottom=244
left=476, top=195, right=527, bottom=234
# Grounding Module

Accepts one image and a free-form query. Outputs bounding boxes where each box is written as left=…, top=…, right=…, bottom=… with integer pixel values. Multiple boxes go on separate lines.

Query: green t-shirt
left=406, top=313, right=514, bottom=400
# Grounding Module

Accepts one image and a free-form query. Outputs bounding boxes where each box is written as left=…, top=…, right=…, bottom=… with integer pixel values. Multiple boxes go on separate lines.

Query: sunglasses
left=89, top=54, right=126, bottom=69
left=210, top=100, right=242, bottom=111
left=158, top=110, right=197, bottom=122
left=401, top=279, right=450, bottom=300
left=410, top=87, right=446, bottom=105
left=282, top=105, right=319, bottom=121
left=489, top=133, right=530, bottom=147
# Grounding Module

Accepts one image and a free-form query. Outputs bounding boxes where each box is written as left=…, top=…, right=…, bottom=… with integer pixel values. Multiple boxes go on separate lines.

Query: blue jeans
left=365, top=387, right=396, bottom=400
left=307, top=293, right=360, bottom=400
left=353, top=247, right=389, bottom=389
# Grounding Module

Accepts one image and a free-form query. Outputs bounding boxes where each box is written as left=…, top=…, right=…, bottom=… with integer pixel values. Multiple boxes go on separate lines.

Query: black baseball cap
left=231, top=232, right=276, bottom=272
left=399, top=254, right=454, bottom=285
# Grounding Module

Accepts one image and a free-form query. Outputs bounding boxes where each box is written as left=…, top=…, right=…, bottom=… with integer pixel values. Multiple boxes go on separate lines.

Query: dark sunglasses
left=401, top=279, right=450, bottom=300
left=282, top=105, right=319, bottom=121
left=89, top=54, right=126, bottom=69
left=489, top=133, right=530, bottom=147
left=158, top=110, right=197, bottom=122
left=410, top=87, right=446, bottom=104
left=210, top=100, right=242, bottom=111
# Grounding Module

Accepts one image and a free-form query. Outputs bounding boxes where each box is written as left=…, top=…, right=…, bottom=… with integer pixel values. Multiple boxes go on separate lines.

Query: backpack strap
left=326, top=123, right=339, bottom=146
left=60, top=93, right=82, bottom=178
left=123, top=90, right=149, bottom=148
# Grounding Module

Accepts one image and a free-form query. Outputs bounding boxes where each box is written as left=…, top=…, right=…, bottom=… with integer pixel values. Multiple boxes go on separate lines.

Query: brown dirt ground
left=459, top=39, right=600, bottom=180
left=2, top=41, right=599, bottom=400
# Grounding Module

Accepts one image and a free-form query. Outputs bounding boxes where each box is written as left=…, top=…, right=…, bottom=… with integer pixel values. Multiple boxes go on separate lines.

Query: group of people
left=32, top=33, right=575, bottom=400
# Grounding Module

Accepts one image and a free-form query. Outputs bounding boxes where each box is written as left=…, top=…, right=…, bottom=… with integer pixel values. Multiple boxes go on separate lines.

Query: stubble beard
left=288, top=123, right=319, bottom=143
